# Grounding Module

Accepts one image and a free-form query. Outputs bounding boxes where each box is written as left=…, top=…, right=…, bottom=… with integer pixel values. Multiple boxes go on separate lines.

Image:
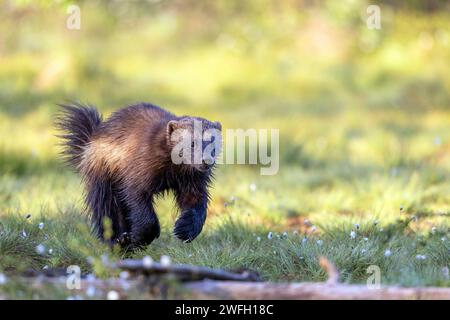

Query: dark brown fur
left=55, top=102, right=221, bottom=248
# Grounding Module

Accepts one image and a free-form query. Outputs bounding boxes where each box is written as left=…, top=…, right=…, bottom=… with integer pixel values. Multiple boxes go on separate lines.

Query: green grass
left=0, top=1, right=449, bottom=299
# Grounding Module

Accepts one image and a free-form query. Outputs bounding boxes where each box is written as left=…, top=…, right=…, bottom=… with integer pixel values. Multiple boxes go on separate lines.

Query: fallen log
left=184, top=280, right=450, bottom=300
left=115, top=259, right=261, bottom=282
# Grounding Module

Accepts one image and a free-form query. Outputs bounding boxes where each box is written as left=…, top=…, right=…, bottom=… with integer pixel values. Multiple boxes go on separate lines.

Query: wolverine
left=56, top=102, right=222, bottom=249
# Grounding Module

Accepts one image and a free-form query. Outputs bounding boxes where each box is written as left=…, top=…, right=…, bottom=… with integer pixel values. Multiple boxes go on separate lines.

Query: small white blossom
left=21, top=230, right=27, bottom=238
left=415, top=254, right=427, bottom=261
left=442, top=267, right=449, bottom=280
left=293, top=230, right=299, bottom=236
left=36, top=244, right=46, bottom=255
left=38, top=222, right=44, bottom=230
left=431, top=227, right=437, bottom=234
left=282, top=231, right=288, bottom=238
left=42, top=265, right=49, bottom=270
left=48, top=248, right=54, bottom=255
left=119, top=271, right=130, bottom=280
left=363, top=237, right=369, bottom=242
left=316, top=240, right=323, bottom=246
left=86, top=286, right=96, bottom=297
left=0, top=273, right=7, bottom=285
left=142, top=256, right=153, bottom=267
left=379, top=227, right=384, bottom=232
left=311, top=226, right=317, bottom=233
left=301, top=237, right=308, bottom=245
left=384, top=249, right=392, bottom=257
left=107, top=290, right=119, bottom=300
left=86, top=274, right=96, bottom=282
left=100, top=254, right=109, bottom=266
left=350, top=230, right=356, bottom=239
left=86, top=256, right=95, bottom=265
left=361, top=249, right=367, bottom=254
left=299, top=256, right=304, bottom=260
left=249, top=183, right=257, bottom=192
left=267, top=232, right=273, bottom=240
left=160, top=255, right=171, bottom=267
left=256, top=236, right=261, bottom=242
left=441, top=237, right=446, bottom=242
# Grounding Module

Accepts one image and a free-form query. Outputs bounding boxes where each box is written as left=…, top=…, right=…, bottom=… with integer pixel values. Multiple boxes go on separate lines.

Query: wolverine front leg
left=174, top=190, right=208, bottom=242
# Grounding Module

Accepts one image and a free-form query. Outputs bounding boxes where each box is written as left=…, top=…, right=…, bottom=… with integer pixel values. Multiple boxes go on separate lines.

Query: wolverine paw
left=131, top=221, right=160, bottom=248
left=174, top=209, right=204, bottom=243
left=116, top=232, right=132, bottom=247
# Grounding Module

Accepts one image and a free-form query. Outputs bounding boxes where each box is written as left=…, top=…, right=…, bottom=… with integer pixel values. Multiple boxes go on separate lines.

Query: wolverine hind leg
left=85, top=175, right=131, bottom=247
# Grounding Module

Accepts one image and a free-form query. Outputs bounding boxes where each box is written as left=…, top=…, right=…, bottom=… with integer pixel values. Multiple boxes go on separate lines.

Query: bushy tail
left=55, top=102, right=102, bottom=169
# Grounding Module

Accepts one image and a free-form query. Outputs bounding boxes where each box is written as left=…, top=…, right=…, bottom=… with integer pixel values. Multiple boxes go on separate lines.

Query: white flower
left=160, top=255, right=171, bottom=267
left=361, top=249, right=367, bottom=254
left=142, top=256, right=153, bottom=267
left=384, top=249, right=392, bottom=257
left=441, top=237, right=446, bottom=242
left=350, top=230, right=356, bottom=239
left=442, top=267, right=449, bottom=280
left=86, top=256, right=95, bottom=265
left=119, top=271, right=130, bottom=279
left=36, top=244, right=46, bottom=255
left=431, top=227, right=437, bottom=234
left=293, top=230, right=299, bottom=236
left=107, top=290, right=119, bottom=300
left=48, top=248, right=54, bottom=254
left=267, top=232, right=273, bottom=240
left=21, top=230, right=27, bottom=238
left=86, top=274, right=96, bottom=282
left=86, top=286, right=96, bottom=297
left=301, top=237, right=308, bottom=245
left=282, top=231, right=288, bottom=238
left=100, top=254, right=109, bottom=266
left=316, top=240, right=323, bottom=246
left=42, top=265, right=49, bottom=270
left=256, top=236, right=261, bottom=242
left=379, top=227, right=384, bottom=232
left=415, top=254, right=427, bottom=260
left=38, top=222, right=44, bottom=230
left=311, top=226, right=317, bottom=233
left=0, top=273, right=7, bottom=285
left=249, top=183, right=257, bottom=192
left=299, top=256, right=304, bottom=260
left=363, top=237, right=369, bottom=242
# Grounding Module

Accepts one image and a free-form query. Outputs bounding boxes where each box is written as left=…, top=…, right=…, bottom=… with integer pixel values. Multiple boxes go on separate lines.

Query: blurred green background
left=0, top=0, right=449, bottom=291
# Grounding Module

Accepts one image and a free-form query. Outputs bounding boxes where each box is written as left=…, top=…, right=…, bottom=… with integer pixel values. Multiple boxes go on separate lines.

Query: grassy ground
left=0, top=1, right=449, bottom=299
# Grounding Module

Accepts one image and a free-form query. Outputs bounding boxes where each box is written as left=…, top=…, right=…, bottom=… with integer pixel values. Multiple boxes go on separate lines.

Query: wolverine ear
left=167, top=120, right=178, bottom=136
left=214, top=121, right=222, bottom=130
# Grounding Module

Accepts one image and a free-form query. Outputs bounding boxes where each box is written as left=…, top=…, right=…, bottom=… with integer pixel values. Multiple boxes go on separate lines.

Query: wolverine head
left=166, top=117, right=222, bottom=172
